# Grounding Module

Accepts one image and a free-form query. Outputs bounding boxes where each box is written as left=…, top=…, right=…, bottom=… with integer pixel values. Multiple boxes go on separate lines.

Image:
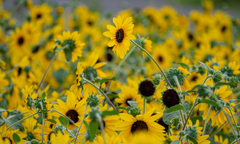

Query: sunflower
left=199, top=86, right=234, bottom=127
left=50, top=131, right=70, bottom=144
left=0, top=70, right=9, bottom=90
left=228, top=61, right=240, bottom=75
left=56, top=31, right=85, bottom=62
left=103, top=15, right=136, bottom=59
left=118, top=108, right=165, bottom=142
left=54, top=92, right=86, bottom=130
left=115, top=86, right=143, bottom=109
left=214, top=135, right=228, bottom=144
left=22, top=117, right=42, bottom=141
left=29, top=4, right=52, bottom=26
left=152, top=45, right=173, bottom=70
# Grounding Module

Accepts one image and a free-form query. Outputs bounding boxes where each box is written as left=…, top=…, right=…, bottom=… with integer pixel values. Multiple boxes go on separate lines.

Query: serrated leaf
left=199, top=61, right=209, bottom=74
left=100, top=77, right=116, bottom=84
left=171, top=140, right=180, bottom=144
left=163, top=110, right=180, bottom=125
left=52, top=69, right=68, bottom=84
left=13, top=133, right=21, bottom=143
left=58, top=116, right=69, bottom=127
left=166, top=105, right=186, bottom=113
left=187, top=135, right=198, bottom=144
left=200, top=99, right=218, bottom=107
left=101, top=110, right=119, bottom=118
left=214, top=82, right=231, bottom=88
left=47, top=119, right=57, bottom=124
left=89, top=120, right=98, bottom=142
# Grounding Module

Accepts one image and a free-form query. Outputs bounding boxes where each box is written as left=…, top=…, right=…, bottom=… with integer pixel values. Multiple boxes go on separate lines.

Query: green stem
left=6, top=112, right=38, bottom=131
left=223, top=110, right=240, bottom=144
left=183, top=95, right=199, bottom=130
left=74, top=104, right=88, bottom=143
left=106, top=46, right=136, bottom=93
left=41, top=105, right=45, bottom=144
left=143, top=98, right=146, bottom=114
left=208, top=121, right=227, bottom=140
left=228, top=107, right=239, bottom=135
left=179, top=110, right=185, bottom=125
left=202, top=76, right=211, bottom=84
left=52, top=109, right=76, bottom=125
left=96, top=114, right=107, bottom=144
left=130, top=40, right=172, bottom=88
left=80, top=135, right=86, bottom=144
left=82, top=77, right=116, bottom=110
left=203, top=105, right=212, bottom=135
left=67, top=129, right=76, bottom=138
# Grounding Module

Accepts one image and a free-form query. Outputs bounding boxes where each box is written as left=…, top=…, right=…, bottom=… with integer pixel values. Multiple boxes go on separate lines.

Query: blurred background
left=2, top=0, right=240, bottom=20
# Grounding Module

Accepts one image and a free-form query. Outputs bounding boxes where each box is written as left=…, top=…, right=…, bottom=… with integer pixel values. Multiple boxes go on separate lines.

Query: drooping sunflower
left=54, top=92, right=86, bottom=130
left=118, top=108, right=165, bottom=142
left=103, top=15, right=136, bottom=59
left=115, top=86, right=143, bottom=109
left=56, top=31, right=85, bottom=62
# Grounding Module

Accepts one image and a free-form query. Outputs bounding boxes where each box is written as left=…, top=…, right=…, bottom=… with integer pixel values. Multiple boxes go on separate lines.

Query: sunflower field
left=0, top=0, right=240, bottom=143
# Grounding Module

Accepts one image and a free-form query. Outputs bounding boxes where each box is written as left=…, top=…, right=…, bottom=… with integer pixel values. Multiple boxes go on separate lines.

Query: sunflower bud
left=139, top=80, right=155, bottom=97
left=192, top=65, right=197, bottom=71
left=31, top=139, right=40, bottom=144
left=152, top=74, right=162, bottom=85
left=87, top=94, right=99, bottom=107
left=162, top=89, right=180, bottom=108
left=229, top=77, right=239, bottom=89
left=198, top=65, right=206, bottom=75
left=213, top=71, right=222, bottom=83
left=185, top=126, right=198, bottom=139
left=165, top=68, right=185, bottom=87
left=179, top=131, right=185, bottom=137
left=209, top=68, right=214, bottom=74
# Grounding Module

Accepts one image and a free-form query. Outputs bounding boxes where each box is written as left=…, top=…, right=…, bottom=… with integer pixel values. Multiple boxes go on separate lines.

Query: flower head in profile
left=103, top=15, right=136, bottom=59
left=56, top=31, right=85, bottom=62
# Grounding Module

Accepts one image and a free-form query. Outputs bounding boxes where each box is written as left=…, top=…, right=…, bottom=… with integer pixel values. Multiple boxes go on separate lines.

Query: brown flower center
left=158, top=56, right=163, bottom=63
left=66, top=109, right=79, bottom=124
left=139, top=80, right=155, bottom=97
left=191, top=75, right=198, bottom=82
left=116, top=29, right=124, bottom=43
left=162, top=89, right=179, bottom=108
left=18, top=37, right=24, bottom=45
left=36, top=13, right=42, bottom=19
left=125, top=98, right=133, bottom=107
left=131, top=120, right=148, bottom=134
left=2, top=137, right=12, bottom=144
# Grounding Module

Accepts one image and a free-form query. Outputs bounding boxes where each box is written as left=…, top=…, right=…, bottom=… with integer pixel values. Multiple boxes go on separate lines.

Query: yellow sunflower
left=56, top=31, right=85, bottom=62
left=228, top=61, right=240, bottom=75
left=214, top=135, right=228, bottom=144
left=118, top=108, right=165, bottom=142
left=50, top=131, right=70, bottom=144
left=142, top=37, right=152, bottom=58
left=115, top=86, right=143, bottom=109
left=29, top=4, right=52, bottom=26
left=54, top=92, right=86, bottom=130
left=103, top=15, right=136, bottom=59
left=152, top=45, right=173, bottom=70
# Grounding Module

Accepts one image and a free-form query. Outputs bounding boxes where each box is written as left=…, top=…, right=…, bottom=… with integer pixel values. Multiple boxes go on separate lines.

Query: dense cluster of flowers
left=0, top=0, right=240, bottom=144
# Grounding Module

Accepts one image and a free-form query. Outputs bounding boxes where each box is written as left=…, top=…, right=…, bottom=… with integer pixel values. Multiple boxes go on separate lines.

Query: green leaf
left=106, top=94, right=118, bottom=99
left=83, top=120, right=89, bottom=130
left=199, top=61, right=209, bottom=74
left=0, top=108, right=7, bottom=112
left=226, top=99, right=240, bottom=104
left=171, top=140, right=180, bottom=144
left=190, top=116, right=203, bottom=125
left=41, top=92, right=46, bottom=100
left=116, top=107, right=127, bottom=111
left=52, top=69, right=68, bottom=84
left=41, top=110, right=49, bottom=114
left=58, top=116, right=69, bottom=127
left=200, top=99, right=218, bottom=107
left=101, top=110, right=119, bottom=118
left=187, top=135, right=198, bottom=144
left=100, top=77, right=116, bottom=84
left=127, top=100, right=138, bottom=107
left=13, top=133, right=21, bottom=144
left=214, top=82, right=231, bottom=88
left=166, top=105, right=186, bottom=113
left=3, top=118, right=22, bottom=130
left=47, top=119, right=57, bottom=124
left=89, top=120, right=98, bottom=142
left=64, top=49, right=72, bottom=62
left=163, top=110, right=180, bottom=125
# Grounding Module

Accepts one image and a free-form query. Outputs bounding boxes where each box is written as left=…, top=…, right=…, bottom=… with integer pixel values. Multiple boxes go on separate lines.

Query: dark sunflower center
left=187, top=33, right=194, bottom=41
left=164, top=15, right=170, bottom=20
left=18, top=37, right=24, bottom=45
left=158, top=56, right=163, bottom=63
left=191, top=75, right=198, bottom=82
left=116, top=29, right=124, bottom=43
left=36, top=13, right=42, bottom=19
left=97, top=120, right=106, bottom=130
left=106, top=53, right=113, bottom=61
left=162, top=89, right=179, bottom=108
left=125, top=98, right=133, bottom=107
left=17, top=67, right=22, bottom=76
left=139, top=80, right=155, bottom=97
left=87, top=21, right=93, bottom=26
left=32, top=46, right=40, bottom=53
left=47, top=131, right=55, bottom=141
left=66, top=109, right=79, bottom=124
left=157, top=118, right=169, bottom=132
left=2, top=137, right=13, bottom=144
left=196, top=42, right=201, bottom=48
left=131, top=120, right=148, bottom=134
left=221, top=25, right=227, bottom=33
left=50, top=124, right=54, bottom=129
